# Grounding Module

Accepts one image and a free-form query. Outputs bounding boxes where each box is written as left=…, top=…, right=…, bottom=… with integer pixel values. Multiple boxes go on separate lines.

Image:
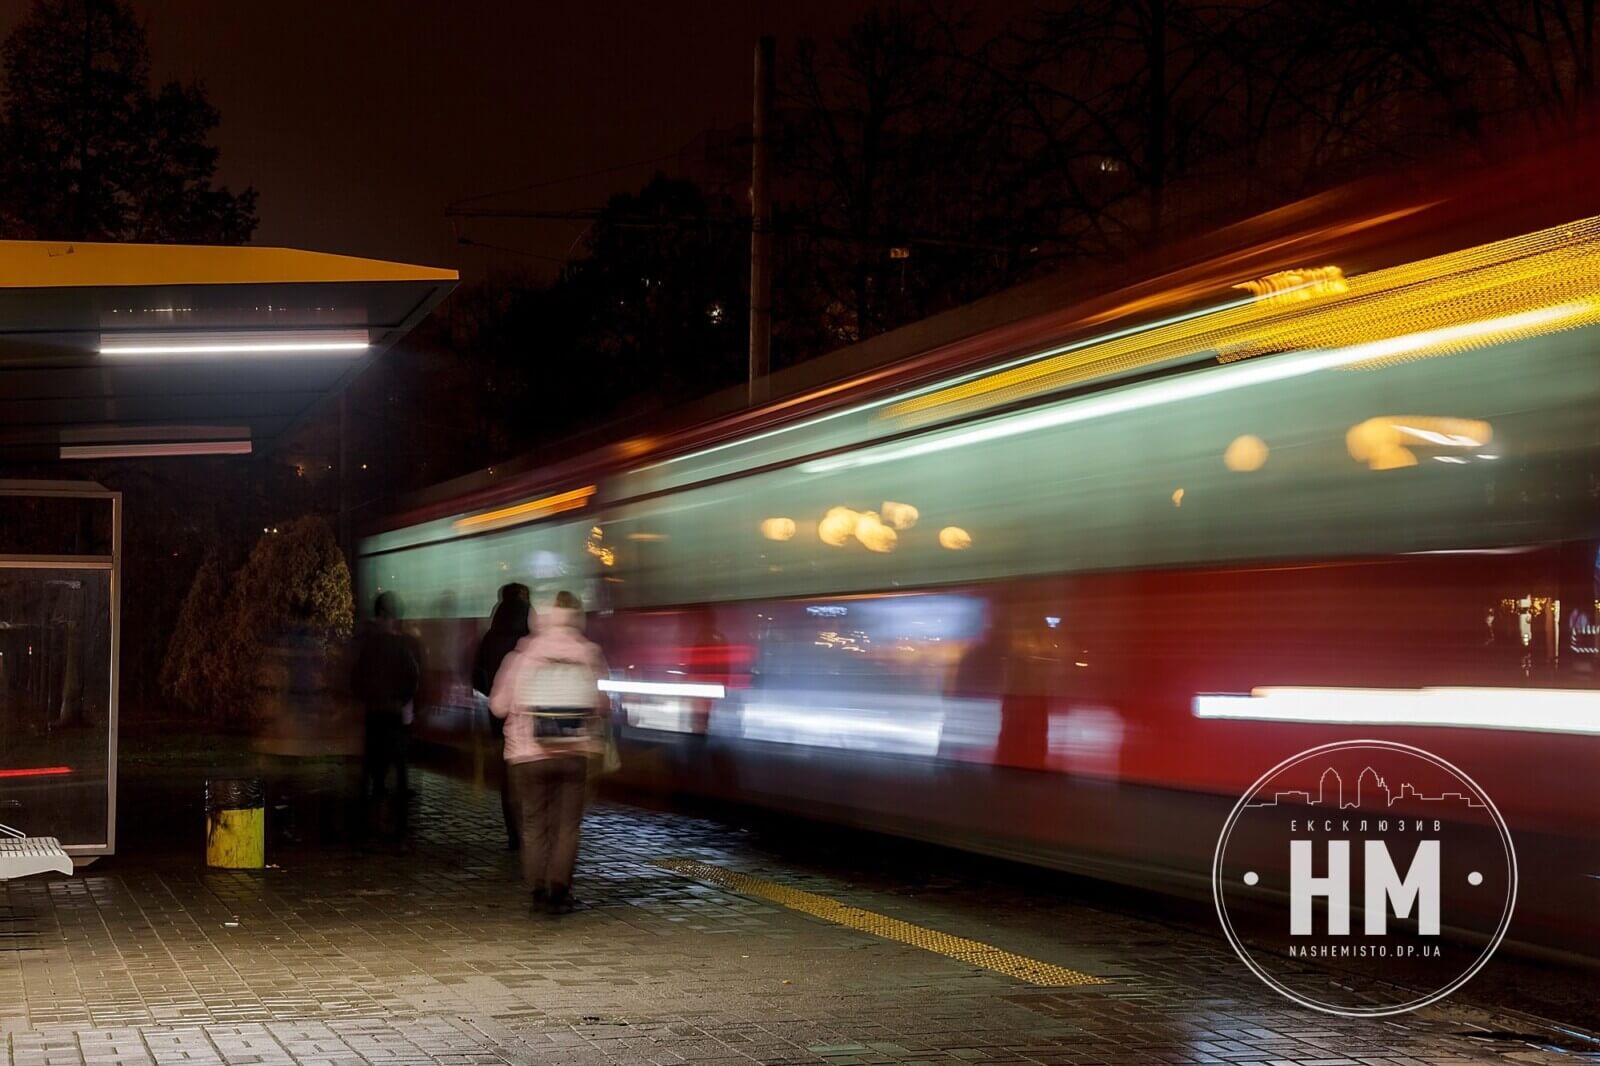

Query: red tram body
left=365, top=135, right=1600, bottom=961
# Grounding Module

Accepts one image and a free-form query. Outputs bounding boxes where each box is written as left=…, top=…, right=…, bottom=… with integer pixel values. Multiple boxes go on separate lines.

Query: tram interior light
left=819, top=507, right=859, bottom=547
left=804, top=304, right=1585, bottom=475
left=854, top=512, right=898, bottom=553
left=1347, top=416, right=1493, bottom=470
left=881, top=501, right=920, bottom=530
left=760, top=517, right=798, bottom=541
left=1224, top=434, right=1270, bottom=472
left=939, top=526, right=972, bottom=550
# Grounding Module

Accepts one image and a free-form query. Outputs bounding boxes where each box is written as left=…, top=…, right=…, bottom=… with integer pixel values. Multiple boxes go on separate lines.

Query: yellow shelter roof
left=0, top=240, right=457, bottom=459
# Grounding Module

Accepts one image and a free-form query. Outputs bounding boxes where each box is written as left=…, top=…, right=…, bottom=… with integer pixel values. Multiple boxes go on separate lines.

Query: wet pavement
left=0, top=747, right=1595, bottom=1065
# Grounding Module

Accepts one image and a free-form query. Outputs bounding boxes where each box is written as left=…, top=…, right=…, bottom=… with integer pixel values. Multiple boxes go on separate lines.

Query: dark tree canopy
left=381, top=1, right=1600, bottom=482
left=558, top=176, right=748, bottom=409
left=434, top=176, right=749, bottom=452
left=0, top=0, right=257, bottom=243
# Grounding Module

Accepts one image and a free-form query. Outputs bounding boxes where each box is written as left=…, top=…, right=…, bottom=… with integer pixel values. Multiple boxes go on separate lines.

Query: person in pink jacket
left=488, top=590, right=609, bottom=913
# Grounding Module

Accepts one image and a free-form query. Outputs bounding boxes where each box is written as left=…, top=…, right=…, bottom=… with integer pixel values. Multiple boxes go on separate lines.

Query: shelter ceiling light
left=98, top=329, right=370, bottom=356
left=61, top=440, right=252, bottom=458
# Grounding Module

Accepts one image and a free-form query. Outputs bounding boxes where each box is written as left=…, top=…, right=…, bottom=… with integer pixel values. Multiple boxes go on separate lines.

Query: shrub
left=160, top=553, right=227, bottom=714
left=162, top=516, right=352, bottom=721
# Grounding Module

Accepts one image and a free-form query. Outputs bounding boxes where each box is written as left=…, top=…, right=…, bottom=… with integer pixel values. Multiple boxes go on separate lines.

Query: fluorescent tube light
left=98, top=329, right=370, bottom=356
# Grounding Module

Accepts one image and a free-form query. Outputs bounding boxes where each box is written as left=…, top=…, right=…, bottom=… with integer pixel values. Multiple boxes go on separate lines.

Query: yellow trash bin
left=205, top=778, right=265, bottom=869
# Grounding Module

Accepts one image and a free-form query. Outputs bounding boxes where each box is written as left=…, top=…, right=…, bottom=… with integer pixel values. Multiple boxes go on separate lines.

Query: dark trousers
left=361, top=708, right=410, bottom=841
left=492, top=716, right=519, bottom=847
left=501, top=772, right=520, bottom=847
left=509, top=756, right=587, bottom=892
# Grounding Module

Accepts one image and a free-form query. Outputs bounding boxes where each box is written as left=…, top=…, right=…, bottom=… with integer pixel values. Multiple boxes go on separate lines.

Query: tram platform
left=0, top=747, right=1593, bottom=1066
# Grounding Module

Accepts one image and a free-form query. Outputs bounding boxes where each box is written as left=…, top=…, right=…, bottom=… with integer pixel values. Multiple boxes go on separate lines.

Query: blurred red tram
left=362, top=135, right=1600, bottom=960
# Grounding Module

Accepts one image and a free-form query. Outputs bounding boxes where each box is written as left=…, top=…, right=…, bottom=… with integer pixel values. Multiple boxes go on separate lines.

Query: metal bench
left=0, top=823, right=72, bottom=880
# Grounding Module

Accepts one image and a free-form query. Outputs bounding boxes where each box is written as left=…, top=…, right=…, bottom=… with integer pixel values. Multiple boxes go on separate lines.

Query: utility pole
left=748, top=35, right=775, bottom=407
left=338, top=392, right=352, bottom=578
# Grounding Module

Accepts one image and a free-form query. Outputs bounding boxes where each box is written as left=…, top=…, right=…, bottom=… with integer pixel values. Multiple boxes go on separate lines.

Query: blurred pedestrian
left=472, top=582, right=530, bottom=849
left=263, top=601, right=323, bottom=844
left=351, top=590, right=420, bottom=848
left=489, top=590, right=608, bottom=914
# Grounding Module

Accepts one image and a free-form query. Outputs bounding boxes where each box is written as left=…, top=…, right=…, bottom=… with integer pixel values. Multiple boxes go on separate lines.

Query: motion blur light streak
left=1193, top=687, right=1600, bottom=735
left=453, top=485, right=596, bottom=531
left=1396, top=424, right=1484, bottom=447
left=889, top=215, right=1600, bottom=422
left=741, top=703, right=945, bottom=755
left=1046, top=708, right=1125, bottom=773
left=622, top=698, right=696, bottom=732
left=598, top=679, right=726, bottom=699
left=882, top=296, right=1257, bottom=425
left=803, top=304, right=1588, bottom=475
left=647, top=296, right=1255, bottom=470
left=0, top=766, right=72, bottom=779
left=1234, top=266, right=1350, bottom=302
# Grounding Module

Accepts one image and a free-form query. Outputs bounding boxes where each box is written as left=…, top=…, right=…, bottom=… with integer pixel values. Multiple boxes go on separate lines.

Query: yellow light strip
left=888, top=215, right=1600, bottom=425
left=453, top=485, right=596, bottom=531
left=652, top=858, right=1105, bottom=987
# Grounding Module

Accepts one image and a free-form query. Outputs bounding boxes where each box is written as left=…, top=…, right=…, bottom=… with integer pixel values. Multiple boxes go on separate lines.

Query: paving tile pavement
left=0, top=764, right=1593, bottom=1065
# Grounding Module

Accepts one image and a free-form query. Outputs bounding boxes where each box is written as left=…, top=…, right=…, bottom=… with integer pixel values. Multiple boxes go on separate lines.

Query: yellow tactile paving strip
left=652, top=857, right=1106, bottom=988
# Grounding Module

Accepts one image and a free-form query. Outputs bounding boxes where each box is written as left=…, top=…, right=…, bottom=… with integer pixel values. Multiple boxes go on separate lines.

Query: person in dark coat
left=351, top=590, right=421, bottom=846
left=473, top=583, right=530, bottom=849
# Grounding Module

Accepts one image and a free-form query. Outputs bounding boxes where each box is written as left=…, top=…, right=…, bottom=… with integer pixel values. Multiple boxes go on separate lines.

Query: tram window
left=357, top=518, right=591, bottom=621
left=602, top=327, right=1600, bottom=610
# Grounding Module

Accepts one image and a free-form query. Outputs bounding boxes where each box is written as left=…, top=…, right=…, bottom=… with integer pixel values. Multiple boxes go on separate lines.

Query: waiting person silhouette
left=473, top=582, right=531, bottom=849
left=351, top=590, right=420, bottom=848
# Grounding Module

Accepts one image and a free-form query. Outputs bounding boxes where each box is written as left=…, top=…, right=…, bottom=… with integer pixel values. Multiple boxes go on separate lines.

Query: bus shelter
left=0, top=239, right=456, bottom=857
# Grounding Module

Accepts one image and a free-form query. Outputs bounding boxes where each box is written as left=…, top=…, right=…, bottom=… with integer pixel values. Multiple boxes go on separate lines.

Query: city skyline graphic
left=1245, top=766, right=1486, bottom=810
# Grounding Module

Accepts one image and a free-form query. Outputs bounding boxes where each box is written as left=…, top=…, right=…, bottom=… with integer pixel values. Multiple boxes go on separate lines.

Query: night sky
left=0, top=1, right=879, bottom=276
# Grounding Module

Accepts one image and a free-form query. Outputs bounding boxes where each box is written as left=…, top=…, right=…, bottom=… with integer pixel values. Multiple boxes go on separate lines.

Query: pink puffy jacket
left=487, top=606, right=609, bottom=764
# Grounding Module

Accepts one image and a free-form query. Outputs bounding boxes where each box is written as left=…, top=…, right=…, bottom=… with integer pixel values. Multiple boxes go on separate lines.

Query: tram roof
left=370, top=128, right=1600, bottom=533
left=0, top=239, right=457, bottom=459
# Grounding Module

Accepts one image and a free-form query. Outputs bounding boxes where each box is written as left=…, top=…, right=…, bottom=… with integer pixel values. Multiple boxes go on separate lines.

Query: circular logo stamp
left=1213, top=739, right=1516, bottom=1017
